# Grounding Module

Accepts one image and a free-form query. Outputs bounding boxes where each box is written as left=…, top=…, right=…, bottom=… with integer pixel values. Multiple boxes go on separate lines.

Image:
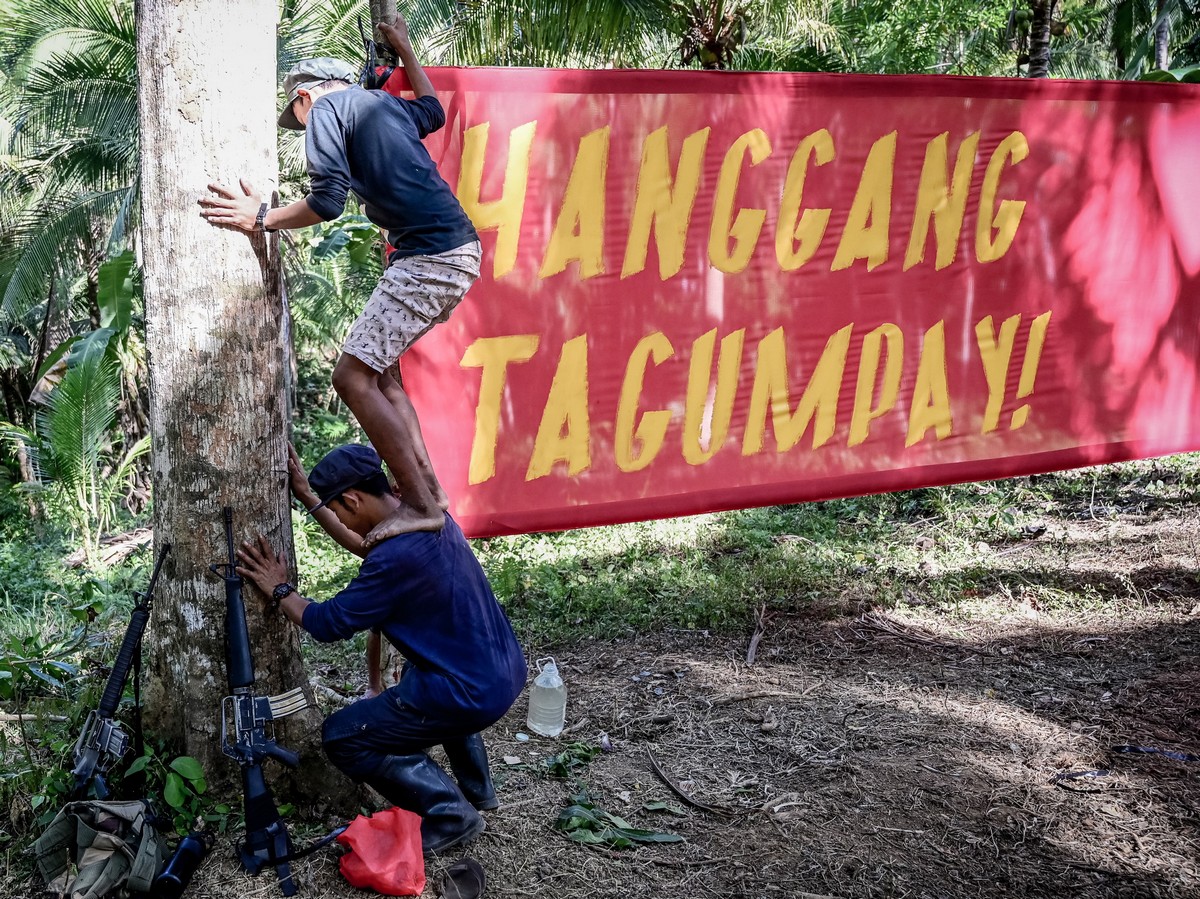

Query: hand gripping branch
left=211, top=507, right=310, bottom=896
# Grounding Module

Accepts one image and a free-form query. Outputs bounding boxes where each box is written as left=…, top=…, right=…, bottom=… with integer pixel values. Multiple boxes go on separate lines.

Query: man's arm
left=288, top=443, right=366, bottom=557
left=379, top=16, right=435, bottom=99
left=198, top=179, right=325, bottom=233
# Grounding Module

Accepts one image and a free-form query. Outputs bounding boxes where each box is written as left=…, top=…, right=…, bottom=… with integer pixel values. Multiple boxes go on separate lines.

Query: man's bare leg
left=332, top=353, right=445, bottom=543
left=380, top=364, right=448, bottom=510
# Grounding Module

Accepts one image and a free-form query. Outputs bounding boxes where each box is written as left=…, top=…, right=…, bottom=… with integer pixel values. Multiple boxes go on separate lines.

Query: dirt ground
left=10, top=510, right=1200, bottom=899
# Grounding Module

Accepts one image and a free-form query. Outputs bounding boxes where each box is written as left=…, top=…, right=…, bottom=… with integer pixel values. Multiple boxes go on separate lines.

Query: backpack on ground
left=33, top=800, right=166, bottom=899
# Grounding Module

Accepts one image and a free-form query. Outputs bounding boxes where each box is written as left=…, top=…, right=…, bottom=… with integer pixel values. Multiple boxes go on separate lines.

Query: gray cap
left=278, top=57, right=358, bottom=130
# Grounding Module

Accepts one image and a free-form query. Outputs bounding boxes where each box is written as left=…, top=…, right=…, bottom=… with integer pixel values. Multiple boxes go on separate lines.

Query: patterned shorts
left=342, top=240, right=482, bottom=373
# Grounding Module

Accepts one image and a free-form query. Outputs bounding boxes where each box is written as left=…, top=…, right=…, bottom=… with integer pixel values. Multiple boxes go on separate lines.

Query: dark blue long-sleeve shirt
left=302, top=516, right=525, bottom=720
left=303, top=87, right=478, bottom=259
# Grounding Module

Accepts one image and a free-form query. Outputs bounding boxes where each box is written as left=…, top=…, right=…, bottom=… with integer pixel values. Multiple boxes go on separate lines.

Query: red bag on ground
left=336, top=808, right=426, bottom=896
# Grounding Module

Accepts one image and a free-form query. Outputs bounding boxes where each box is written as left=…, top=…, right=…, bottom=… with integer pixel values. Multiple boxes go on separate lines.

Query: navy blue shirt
left=304, top=87, right=479, bottom=259
left=302, top=516, right=525, bottom=720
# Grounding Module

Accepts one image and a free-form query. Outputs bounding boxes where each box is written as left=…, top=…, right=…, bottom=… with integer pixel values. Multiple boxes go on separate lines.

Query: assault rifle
left=70, top=543, right=171, bottom=801
left=211, top=507, right=309, bottom=897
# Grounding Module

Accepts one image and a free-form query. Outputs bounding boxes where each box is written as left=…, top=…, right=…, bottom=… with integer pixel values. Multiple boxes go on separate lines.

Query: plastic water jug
left=526, top=657, right=566, bottom=737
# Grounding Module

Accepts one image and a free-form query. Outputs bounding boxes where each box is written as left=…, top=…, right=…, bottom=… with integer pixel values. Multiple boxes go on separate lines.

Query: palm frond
left=0, top=187, right=131, bottom=325
left=43, top=327, right=120, bottom=498
left=280, top=0, right=371, bottom=69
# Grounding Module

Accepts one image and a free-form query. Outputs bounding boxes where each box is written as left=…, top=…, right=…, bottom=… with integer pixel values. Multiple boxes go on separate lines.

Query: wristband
left=270, top=582, right=296, bottom=612
left=255, top=202, right=277, bottom=233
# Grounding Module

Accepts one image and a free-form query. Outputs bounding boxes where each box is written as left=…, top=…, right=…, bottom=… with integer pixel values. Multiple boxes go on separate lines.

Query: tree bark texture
left=370, top=0, right=399, bottom=63
left=1027, top=0, right=1056, bottom=78
left=136, top=0, right=324, bottom=799
left=1154, top=0, right=1171, bottom=71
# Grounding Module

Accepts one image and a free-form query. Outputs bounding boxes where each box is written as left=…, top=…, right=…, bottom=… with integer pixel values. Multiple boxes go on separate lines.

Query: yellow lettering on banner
left=615, top=333, right=675, bottom=472
left=1011, top=311, right=1052, bottom=430
left=458, top=121, right=537, bottom=279
left=849, top=323, right=903, bottom=446
left=976, top=131, right=1028, bottom=263
left=906, top=321, right=952, bottom=446
left=708, top=128, right=772, bottom=274
left=832, top=131, right=898, bottom=272
left=683, top=328, right=745, bottom=465
left=460, top=335, right=541, bottom=484
left=527, top=335, right=591, bottom=480
left=540, top=127, right=611, bottom=279
left=904, top=132, right=981, bottom=271
left=976, top=314, right=1021, bottom=433
left=743, top=325, right=852, bottom=455
left=622, top=127, right=711, bottom=280
left=776, top=129, right=835, bottom=271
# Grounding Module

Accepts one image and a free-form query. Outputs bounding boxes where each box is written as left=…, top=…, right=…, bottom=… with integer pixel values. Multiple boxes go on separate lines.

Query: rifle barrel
left=95, top=542, right=171, bottom=718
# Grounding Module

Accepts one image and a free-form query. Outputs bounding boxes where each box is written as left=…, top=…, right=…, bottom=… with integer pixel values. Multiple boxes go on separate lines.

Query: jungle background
left=1, top=1, right=1198, bottom=897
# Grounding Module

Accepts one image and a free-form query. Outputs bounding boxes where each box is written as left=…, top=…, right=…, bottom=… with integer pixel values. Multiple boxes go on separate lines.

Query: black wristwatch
left=270, top=582, right=296, bottom=611
left=255, top=202, right=276, bottom=233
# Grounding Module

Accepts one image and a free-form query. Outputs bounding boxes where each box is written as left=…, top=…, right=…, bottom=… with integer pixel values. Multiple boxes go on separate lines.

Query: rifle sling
left=263, top=825, right=349, bottom=865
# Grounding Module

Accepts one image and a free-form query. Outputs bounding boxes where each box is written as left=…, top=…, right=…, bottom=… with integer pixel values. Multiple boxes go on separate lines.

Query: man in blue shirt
left=200, top=15, right=479, bottom=545
left=235, top=444, right=526, bottom=855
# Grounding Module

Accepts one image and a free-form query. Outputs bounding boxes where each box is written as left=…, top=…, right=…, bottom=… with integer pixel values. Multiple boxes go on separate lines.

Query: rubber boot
left=442, top=733, right=499, bottom=811
left=367, top=753, right=485, bottom=856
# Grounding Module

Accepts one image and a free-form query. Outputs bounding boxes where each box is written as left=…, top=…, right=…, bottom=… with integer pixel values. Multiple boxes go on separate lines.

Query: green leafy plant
left=0, top=632, right=83, bottom=701
left=1140, top=64, right=1200, bottom=82
left=3, top=327, right=149, bottom=565
left=542, top=741, right=601, bottom=778
left=126, top=750, right=210, bottom=835
left=555, top=791, right=685, bottom=849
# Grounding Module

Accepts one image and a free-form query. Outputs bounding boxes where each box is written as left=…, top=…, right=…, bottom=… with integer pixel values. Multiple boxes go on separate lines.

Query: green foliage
left=0, top=629, right=87, bottom=703
left=0, top=0, right=139, bottom=328
left=3, top=327, right=149, bottom=563
left=1140, top=64, right=1200, bottom=81
left=555, top=790, right=685, bottom=849
left=125, top=749, right=213, bottom=835
left=542, top=741, right=602, bottom=778
left=286, top=213, right=384, bottom=356
left=292, top=504, right=365, bottom=597
left=96, top=251, right=136, bottom=332
left=402, top=0, right=679, bottom=67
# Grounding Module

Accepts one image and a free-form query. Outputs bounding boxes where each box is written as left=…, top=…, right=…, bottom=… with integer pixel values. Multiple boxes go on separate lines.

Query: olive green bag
left=33, top=800, right=166, bottom=899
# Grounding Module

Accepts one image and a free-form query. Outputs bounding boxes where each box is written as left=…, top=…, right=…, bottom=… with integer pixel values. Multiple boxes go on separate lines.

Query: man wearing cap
left=200, top=15, right=478, bottom=546
left=234, top=443, right=526, bottom=856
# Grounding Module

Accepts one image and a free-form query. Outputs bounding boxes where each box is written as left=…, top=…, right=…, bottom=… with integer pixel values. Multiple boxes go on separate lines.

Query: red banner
left=393, top=69, right=1200, bottom=538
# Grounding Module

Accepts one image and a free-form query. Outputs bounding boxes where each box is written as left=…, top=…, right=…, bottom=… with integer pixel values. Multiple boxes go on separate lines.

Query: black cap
left=308, top=444, right=384, bottom=511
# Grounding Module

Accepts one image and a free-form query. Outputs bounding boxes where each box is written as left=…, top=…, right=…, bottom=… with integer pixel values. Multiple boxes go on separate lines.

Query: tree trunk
left=1154, top=0, right=1171, bottom=70
left=370, top=0, right=400, bottom=64
left=136, top=0, right=332, bottom=804
left=1027, top=0, right=1056, bottom=78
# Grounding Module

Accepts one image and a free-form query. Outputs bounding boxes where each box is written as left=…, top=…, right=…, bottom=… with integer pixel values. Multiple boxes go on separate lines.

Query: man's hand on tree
left=287, top=443, right=319, bottom=509
left=379, top=16, right=412, bottom=52
left=199, top=179, right=262, bottom=232
left=235, top=535, right=290, bottom=600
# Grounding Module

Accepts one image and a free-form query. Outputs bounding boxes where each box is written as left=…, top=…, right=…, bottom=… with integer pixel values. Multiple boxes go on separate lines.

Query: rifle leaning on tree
left=210, top=507, right=309, bottom=897
left=70, top=543, right=172, bottom=801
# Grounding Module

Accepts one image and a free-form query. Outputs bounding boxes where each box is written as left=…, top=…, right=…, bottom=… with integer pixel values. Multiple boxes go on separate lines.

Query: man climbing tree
left=198, top=15, right=481, bottom=547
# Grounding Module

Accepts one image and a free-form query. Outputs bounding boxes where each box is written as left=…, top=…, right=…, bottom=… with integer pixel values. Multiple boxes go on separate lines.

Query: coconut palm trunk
left=1027, top=0, right=1057, bottom=78
left=1154, top=0, right=1171, bottom=70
